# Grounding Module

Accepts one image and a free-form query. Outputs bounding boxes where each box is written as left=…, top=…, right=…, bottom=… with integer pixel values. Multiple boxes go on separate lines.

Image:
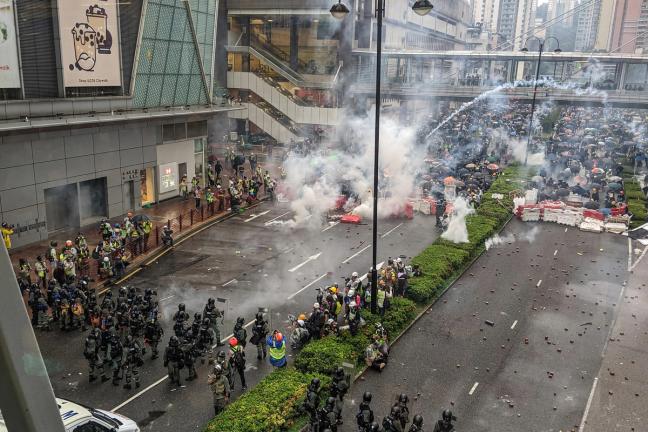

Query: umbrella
left=457, top=168, right=470, bottom=177
left=591, top=167, right=604, bottom=174
left=584, top=201, right=599, bottom=210
left=547, top=153, right=558, bottom=161
left=132, top=214, right=151, bottom=224
left=487, top=163, right=499, bottom=171
left=608, top=176, right=622, bottom=182
left=487, top=156, right=498, bottom=163
left=531, top=175, right=544, bottom=183
left=465, top=163, right=477, bottom=169
left=574, top=175, right=587, bottom=186
left=443, top=176, right=456, bottom=186
left=607, top=182, right=622, bottom=191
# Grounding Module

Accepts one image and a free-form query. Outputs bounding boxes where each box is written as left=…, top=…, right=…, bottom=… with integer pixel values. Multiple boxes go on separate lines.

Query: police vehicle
left=0, top=398, right=139, bottom=432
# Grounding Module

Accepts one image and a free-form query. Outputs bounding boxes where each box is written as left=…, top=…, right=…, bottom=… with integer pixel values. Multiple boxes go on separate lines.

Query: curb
left=97, top=198, right=269, bottom=295
left=352, top=214, right=514, bottom=383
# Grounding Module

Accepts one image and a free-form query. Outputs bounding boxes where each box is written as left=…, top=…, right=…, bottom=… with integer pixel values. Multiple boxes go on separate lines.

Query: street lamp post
left=332, top=0, right=432, bottom=314
left=521, top=36, right=561, bottom=166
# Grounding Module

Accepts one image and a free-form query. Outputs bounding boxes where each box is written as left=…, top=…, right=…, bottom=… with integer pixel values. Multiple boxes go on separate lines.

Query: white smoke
left=485, top=226, right=540, bottom=250
left=441, top=197, right=474, bottom=243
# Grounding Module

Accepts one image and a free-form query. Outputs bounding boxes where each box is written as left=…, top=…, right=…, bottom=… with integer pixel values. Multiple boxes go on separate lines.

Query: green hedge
left=622, top=169, right=647, bottom=229
left=204, top=368, right=329, bottom=432
left=205, top=166, right=527, bottom=432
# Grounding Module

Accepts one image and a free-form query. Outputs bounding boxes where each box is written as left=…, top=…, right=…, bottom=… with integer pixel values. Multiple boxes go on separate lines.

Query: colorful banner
left=58, top=0, right=121, bottom=87
left=0, top=0, right=21, bottom=88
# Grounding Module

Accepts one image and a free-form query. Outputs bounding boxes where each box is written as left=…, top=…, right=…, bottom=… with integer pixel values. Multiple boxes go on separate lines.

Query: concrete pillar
left=618, top=63, right=628, bottom=90
left=241, top=16, right=250, bottom=72
left=290, top=16, right=299, bottom=71
left=213, top=0, right=229, bottom=90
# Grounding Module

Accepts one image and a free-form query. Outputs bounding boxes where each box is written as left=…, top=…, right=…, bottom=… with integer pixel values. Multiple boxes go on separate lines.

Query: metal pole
left=370, top=0, right=384, bottom=315
left=0, top=243, right=65, bottom=432
left=525, top=41, right=543, bottom=166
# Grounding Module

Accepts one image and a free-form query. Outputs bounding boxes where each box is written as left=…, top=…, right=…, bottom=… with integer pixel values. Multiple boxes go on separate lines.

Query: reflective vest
left=266, top=335, right=286, bottom=367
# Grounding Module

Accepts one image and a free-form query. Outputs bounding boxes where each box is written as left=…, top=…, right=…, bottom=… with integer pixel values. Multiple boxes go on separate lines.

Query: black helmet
left=202, top=318, right=211, bottom=327
left=369, top=422, right=380, bottom=432
left=256, top=312, right=263, bottom=321
left=442, top=409, right=454, bottom=421
left=208, top=297, right=215, bottom=305
left=398, top=393, right=409, bottom=404
left=335, top=366, right=345, bottom=376
left=178, top=303, right=186, bottom=311
left=194, top=312, right=202, bottom=321
left=119, top=287, right=127, bottom=295
left=126, top=335, right=133, bottom=344
left=169, top=335, right=179, bottom=347
left=413, top=414, right=423, bottom=427
left=310, top=378, right=320, bottom=389
left=390, top=406, right=401, bottom=417
left=213, top=364, right=223, bottom=375
left=217, top=350, right=226, bottom=360
left=363, top=391, right=372, bottom=402
left=236, top=317, right=245, bottom=325
left=325, top=397, right=335, bottom=408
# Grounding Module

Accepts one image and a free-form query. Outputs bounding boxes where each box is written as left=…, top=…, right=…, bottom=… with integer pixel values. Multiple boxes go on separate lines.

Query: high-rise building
left=605, top=0, right=642, bottom=52
left=640, top=0, right=648, bottom=52
left=497, top=0, right=537, bottom=50
left=473, top=0, right=501, bottom=33
left=575, top=0, right=603, bottom=51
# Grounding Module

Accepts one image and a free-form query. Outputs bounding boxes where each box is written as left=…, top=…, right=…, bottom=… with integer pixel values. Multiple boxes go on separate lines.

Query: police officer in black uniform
left=356, top=391, right=375, bottom=431
left=432, top=410, right=456, bottom=432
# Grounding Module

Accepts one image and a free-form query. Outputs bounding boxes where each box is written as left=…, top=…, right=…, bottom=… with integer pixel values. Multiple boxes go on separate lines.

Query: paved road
left=37, top=201, right=438, bottom=431
left=343, top=219, right=629, bottom=432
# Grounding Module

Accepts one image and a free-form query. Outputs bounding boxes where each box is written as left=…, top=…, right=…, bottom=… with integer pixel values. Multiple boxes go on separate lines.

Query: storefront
left=140, top=167, right=156, bottom=206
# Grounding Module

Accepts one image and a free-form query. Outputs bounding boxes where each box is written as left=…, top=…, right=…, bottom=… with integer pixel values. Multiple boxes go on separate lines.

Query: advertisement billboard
left=159, top=163, right=179, bottom=195
left=57, top=0, right=121, bottom=87
left=0, top=0, right=21, bottom=88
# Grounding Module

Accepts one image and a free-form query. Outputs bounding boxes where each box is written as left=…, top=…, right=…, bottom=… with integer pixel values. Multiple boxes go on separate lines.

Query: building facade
left=497, top=0, right=537, bottom=51
left=0, top=0, right=238, bottom=248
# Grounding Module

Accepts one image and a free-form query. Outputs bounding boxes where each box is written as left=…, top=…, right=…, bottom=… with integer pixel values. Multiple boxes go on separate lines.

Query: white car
left=0, top=398, right=139, bottom=432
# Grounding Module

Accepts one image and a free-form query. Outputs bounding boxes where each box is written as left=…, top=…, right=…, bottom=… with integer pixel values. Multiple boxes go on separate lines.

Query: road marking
left=578, top=377, right=598, bottom=431
left=322, top=221, right=340, bottom=232
left=630, top=246, right=648, bottom=272
left=282, top=247, right=295, bottom=254
left=536, top=279, right=542, bottom=287
left=564, top=228, right=568, bottom=232
left=287, top=273, right=328, bottom=300
left=510, top=320, right=518, bottom=330
left=342, top=244, right=372, bottom=264
left=359, top=262, right=384, bottom=281
left=223, top=279, right=237, bottom=287
left=244, top=210, right=270, bottom=222
left=381, top=223, right=403, bottom=238
left=468, top=382, right=479, bottom=395
left=112, top=375, right=168, bottom=412
left=159, top=295, right=175, bottom=302
left=553, top=249, right=558, bottom=256
left=264, top=211, right=291, bottom=225
left=627, top=238, right=633, bottom=271
left=288, top=252, right=322, bottom=273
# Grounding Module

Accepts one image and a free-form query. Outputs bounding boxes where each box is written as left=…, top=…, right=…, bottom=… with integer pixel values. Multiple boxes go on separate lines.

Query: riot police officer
left=432, top=410, right=455, bottom=432
left=383, top=406, right=403, bottom=432
left=408, top=415, right=424, bottom=432
left=356, top=391, right=375, bottom=431
left=123, top=335, right=143, bottom=389
left=318, top=397, right=338, bottom=432
left=207, top=364, right=230, bottom=416
left=203, top=298, right=224, bottom=346
left=164, top=335, right=184, bottom=385
left=251, top=312, right=269, bottom=359
left=173, top=303, right=190, bottom=324
left=84, top=328, right=107, bottom=383
left=302, top=378, right=321, bottom=432
left=330, top=366, right=350, bottom=424
left=144, top=317, right=164, bottom=359
left=196, top=318, right=215, bottom=364
left=232, top=317, right=247, bottom=348
left=395, top=394, right=410, bottom=429
left=106, top=333, right=124, bottom=386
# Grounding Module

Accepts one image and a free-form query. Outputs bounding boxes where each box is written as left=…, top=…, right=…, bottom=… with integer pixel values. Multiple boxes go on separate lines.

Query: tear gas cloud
left=485, top=226, right=540, bottom=250
left=441, top=197, right=474, bottom=243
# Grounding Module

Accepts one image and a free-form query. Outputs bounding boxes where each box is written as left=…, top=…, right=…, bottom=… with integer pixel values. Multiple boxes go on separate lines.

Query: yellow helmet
left=330, top=286, right=337, bottom=294
left=298, top=314, right=306, bottom=321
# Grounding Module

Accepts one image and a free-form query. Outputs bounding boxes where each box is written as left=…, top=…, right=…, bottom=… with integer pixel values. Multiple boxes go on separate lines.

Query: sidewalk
left=9, top=182, right=268, bottom=292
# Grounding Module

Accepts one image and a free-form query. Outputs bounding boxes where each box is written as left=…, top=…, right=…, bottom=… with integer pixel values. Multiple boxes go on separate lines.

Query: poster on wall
left=159, top=163, right=179, bottom=195
left=0, top=0, right=21, bottom=88
left=57, top=0, right=121, bottom=87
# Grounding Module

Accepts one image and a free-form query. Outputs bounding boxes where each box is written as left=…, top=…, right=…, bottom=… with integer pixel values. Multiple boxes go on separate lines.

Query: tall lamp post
left=521, top=36, right=561, bottom=165
left=331, top=0, right=433, bottom=313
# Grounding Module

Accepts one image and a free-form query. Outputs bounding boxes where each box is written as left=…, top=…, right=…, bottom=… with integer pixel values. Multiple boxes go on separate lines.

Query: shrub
left=295, top=336, right=357, bottom=375
left=204, top=368, right=329, bottom=432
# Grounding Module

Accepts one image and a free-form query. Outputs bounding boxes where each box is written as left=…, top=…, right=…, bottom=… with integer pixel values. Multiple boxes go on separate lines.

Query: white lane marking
left=223, top=279, right=237, bottom=287
left=630, top=246, right=648, bottom=272
left=322, top=221, right=340, bottom=232
left=282, top=247, right=295, bottom=254
left=564, top=228, right=568, bottom=232
left=381, top=223, right=403, bottom=238
left=536, top=279, right=542, bottom=287
left=554, top=249, right=558, bottom=256
left=159, top=295, right=175, bottom=302
left=264, top=211, right=291, bottom=225
left=627, top=238, right=633, bottom=271
left=244, top=210, right=270, bottom=222
left=287, top=273, right=328, bottom=300
left=578, top=377, right=599, bottom=432
left=360, top=262, right=384, bottom=281
left=112, top=375, right=168, bottom=412
left=342, top=244, right=372, bottom=264
left=468, top=382, right=479, bottom=395
left=288, top=252, right=322, bottom=273
left=510, top=320, right=518, bottom=330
